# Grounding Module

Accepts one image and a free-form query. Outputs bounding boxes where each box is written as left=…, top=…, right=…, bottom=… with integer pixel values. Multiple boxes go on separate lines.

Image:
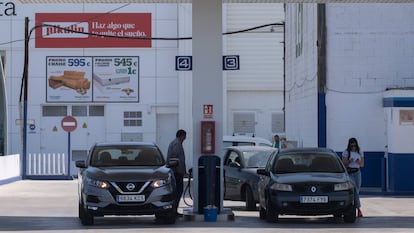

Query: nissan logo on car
left=126, top=183, right=135, bottom=191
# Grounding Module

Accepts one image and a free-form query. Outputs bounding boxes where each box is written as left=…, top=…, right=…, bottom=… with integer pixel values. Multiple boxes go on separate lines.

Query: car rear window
left=90, top=146, right=165, bottom=167
left=272, top=152, right=344, bottom=174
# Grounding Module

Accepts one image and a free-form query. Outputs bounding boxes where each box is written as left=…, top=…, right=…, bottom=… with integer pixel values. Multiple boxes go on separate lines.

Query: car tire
left=343, top=205, right=356, bottom=223
left=265, top=199, right=278, bottom=223
left=78, top=203, right=82, bottom=219
left=259, top=206, right=266, bottom=220
left=155, top=211, right=177, bottom=224
left=244, top=186, right=256, bottom=211
left=79, top=202, right=94, bottom=225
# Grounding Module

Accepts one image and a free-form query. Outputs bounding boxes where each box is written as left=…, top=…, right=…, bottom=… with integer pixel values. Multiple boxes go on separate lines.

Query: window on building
left=272, top=112, right=285, bottom=133
left=89, top=105, right=104, bottom=116
left=124, top=111, right=142, bottom=127
left=72, top=105, right=87, bottom=117
left=42, top=106, right=68, bottom=117
left=121, top=132, right=143, bottom=142
left=43, top=105, right=105, bottom=117
left=233, top=112, right=255, bottom=135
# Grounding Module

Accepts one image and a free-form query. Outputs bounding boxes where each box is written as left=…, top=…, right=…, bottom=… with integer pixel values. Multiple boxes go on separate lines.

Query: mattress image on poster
left=92, top=56, right=139, bottom=102
left=93, top=72, right=137, bottom=101
left=93, top=73, right=130, bottom=86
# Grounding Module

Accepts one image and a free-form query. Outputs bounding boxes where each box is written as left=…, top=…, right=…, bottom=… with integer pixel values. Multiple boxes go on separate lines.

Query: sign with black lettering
left=0, top=2, right=16, bottom=17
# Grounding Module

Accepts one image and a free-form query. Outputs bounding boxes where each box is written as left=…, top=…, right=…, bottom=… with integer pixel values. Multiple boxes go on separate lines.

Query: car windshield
left=272, top=152, right=345, bottom=174
left=90, top=146, right=165, bottom=167
left=242, top=150, right=274, bottom=168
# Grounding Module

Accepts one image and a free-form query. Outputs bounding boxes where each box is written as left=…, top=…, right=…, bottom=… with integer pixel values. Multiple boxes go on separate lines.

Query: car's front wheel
left=79, top=202, right=94, bottom=225
left=343, top=205, right=356, bottom=223
left=265, top=198, right=278, bottom=223
left=244, top=185, right=256, bottom=211
left=155, top=210, right=177, bottom=224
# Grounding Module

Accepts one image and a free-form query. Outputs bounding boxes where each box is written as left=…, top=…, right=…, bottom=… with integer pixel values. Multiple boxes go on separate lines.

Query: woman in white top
left=342, top=137, right=364, bottom=217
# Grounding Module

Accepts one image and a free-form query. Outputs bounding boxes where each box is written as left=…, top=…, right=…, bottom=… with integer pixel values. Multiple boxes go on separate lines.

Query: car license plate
left=300, top=196, right=328, bottom=203
left=117, top=195, right=145, bottom=202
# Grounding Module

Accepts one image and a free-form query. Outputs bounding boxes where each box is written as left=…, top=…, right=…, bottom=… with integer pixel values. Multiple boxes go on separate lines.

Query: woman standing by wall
left=342, top=137, right=364, bottom=217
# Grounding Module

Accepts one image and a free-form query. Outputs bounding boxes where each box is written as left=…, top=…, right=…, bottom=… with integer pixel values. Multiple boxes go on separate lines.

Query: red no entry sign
left=61, top=116, right=77, bottom=132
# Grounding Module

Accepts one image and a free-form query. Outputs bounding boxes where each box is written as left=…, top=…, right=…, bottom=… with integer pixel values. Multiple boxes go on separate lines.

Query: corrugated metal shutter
left=224, top=3, right=285, bottom=91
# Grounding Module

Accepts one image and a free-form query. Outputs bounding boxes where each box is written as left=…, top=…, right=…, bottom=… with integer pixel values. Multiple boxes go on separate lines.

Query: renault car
left=257, top=147, right=356, bottom=223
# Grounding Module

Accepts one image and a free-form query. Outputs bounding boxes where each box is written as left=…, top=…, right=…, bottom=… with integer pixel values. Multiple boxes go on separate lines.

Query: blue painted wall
left=337, top=151, right=414, bottom=193
left=337, top=151, right=385, bottom=190
left=388, top=153, right=414, bottom=192
left=361, top=152, right=385, bottom=189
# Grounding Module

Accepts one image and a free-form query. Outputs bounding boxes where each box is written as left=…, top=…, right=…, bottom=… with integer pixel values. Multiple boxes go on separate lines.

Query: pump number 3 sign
left=223, top=55, right=240, bottom=70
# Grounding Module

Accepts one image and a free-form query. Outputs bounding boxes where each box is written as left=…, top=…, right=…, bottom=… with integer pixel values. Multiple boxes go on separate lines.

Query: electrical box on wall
left=201, top=121, right=215, bottom=154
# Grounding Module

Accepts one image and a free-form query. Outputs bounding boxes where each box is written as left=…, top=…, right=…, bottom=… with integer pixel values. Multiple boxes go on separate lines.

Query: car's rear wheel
left=265, top=198, right=278, bottom=223
left=244, top=186, right=256, bottom=211
left=343, top=205, right=356, bottom=223
left=259, top=205, right=266, bottom=220
left=155, top=210, right=177, bottom=224
left=79, top=202, right=94, bottom=225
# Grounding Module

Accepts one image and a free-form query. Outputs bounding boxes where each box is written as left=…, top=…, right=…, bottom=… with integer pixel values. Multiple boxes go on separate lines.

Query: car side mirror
left=257, top=168, right=269, bottom=176
left=75, top=160, right=87, bottom=168
left=167, top=158, right=179, bottom=168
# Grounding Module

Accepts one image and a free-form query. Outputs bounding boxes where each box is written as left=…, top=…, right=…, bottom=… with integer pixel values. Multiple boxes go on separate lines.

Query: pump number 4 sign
left=176, top=56, right=192, bottom=71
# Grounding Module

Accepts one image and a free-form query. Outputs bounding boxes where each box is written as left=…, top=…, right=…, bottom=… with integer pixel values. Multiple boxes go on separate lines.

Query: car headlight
left=334, top=181, right=354, bottom=191
left=270, top=183, right=293, bottom=192
left=85, top=177, right=109, bottom=189
left=151, top=174, right=172, bottom=188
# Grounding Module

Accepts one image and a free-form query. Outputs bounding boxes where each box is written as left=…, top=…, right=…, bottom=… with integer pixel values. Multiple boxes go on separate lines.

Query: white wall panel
left=224, top=3, right=284, bottom=91
left=154, top=49, right=177, bottom=77
left=224, top=3, right=285, bottom=140
left=325, top=4, right=414, bottom=152
left=285, top=3, right=318, bottom=146
left=153, top=21, right=178, bottom=48
left=226, top=33, right=284, bottom=91
left=225, top=3, right=284, bottom=30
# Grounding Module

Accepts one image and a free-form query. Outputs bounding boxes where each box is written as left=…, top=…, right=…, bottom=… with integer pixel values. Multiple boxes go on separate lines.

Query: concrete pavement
left=1, top=180, right=414, bottom=233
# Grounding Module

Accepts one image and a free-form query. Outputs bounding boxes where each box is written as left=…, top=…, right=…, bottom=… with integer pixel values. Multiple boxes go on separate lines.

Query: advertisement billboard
left=35, top=13, right=151, bottom=48
left=46, top=56, right=139, bottom=103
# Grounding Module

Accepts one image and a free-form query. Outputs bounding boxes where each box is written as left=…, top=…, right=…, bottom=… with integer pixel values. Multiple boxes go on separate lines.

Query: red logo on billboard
left=35, top=13, right=152, bottom=48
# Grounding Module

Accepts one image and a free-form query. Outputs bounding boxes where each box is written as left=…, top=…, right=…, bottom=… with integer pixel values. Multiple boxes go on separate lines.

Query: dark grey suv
left=76, top=142, right=178, bottom=225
